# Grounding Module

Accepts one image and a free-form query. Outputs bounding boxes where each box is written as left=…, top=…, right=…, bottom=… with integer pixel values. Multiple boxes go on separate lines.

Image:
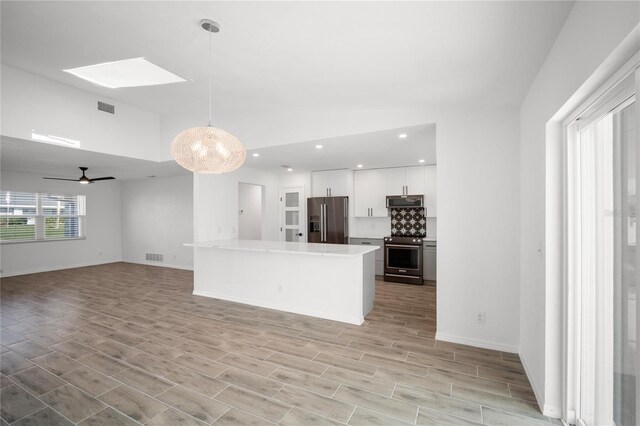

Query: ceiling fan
left=43, top=167, right=115, bottom=184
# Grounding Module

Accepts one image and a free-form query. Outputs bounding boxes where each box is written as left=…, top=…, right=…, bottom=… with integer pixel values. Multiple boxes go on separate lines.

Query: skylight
left=64, top=57, right=186, bottom=89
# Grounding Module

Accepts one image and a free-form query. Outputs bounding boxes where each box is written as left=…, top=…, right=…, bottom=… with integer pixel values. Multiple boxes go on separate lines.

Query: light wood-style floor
left=1, top=262, right=557, bottom=425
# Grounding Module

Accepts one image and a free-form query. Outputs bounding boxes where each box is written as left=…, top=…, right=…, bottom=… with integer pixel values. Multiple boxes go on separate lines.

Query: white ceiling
left=1, top=137, right=190, bottom=181
left=246, top=123, right=436, bottom=173
left=1, top=1, right=574, bottom=116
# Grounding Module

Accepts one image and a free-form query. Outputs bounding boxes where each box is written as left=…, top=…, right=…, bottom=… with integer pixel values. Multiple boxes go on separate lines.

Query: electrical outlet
left=217, top=226, right=222, bottom=234
left=277, top=285, right=283, bottom=294
left=476, top=312, right=486, bottom=324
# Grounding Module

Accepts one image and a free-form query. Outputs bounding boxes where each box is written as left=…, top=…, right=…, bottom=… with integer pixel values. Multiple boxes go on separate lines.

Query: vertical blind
left=0, top=191, right=86, bottom=242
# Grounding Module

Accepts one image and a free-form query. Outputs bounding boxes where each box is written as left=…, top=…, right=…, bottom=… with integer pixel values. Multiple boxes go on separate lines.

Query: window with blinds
left=0, top=191, right=86, bottom=242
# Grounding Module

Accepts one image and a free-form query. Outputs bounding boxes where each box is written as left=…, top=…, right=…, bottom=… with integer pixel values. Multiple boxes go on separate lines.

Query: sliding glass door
left=612, top=98, right=637, bottom=426
left=566, top=68, right=638, bottom=426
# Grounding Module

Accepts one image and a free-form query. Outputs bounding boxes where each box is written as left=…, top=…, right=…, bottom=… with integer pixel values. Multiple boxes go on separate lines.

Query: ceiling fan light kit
left=43, top=167, right=115, bottom=184
left=171, top=19, right=246, bottom=174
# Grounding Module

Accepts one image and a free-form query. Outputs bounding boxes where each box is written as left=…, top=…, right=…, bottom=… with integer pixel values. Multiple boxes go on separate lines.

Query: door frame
left=278, top=186, right=307, bottom=242
left=561, top=57, right=639, bottom=425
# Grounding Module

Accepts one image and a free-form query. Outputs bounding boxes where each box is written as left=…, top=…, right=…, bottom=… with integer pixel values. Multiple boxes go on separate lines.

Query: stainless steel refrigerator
left=307, top=196, right=349, bottom=244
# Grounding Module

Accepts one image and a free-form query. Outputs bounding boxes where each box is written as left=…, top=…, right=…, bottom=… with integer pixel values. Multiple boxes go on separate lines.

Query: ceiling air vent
left=97, top=101, right=115, bottom=114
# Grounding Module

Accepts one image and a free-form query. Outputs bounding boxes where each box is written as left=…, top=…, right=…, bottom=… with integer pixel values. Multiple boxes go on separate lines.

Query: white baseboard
left=193, top=289, right=364, bottom=325
left=518, top=350, right=562, bottom=420
left=435, top=331, right=519, bottom=353
left=0, top=259, right=121, bottom=278
left=122, top=260, right=194, bottom=271
left=543, top=404, right=562, bottom=419
left=519, top=351, right=545, bottom=412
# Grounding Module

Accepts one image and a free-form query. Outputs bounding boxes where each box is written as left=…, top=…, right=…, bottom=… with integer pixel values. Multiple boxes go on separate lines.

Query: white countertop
left=185, top=239, right=379, bottom=257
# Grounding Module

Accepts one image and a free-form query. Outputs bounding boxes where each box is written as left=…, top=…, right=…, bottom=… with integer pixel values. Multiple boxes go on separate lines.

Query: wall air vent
left=145, top=253, right=163, bottom=262
left=97, top=101, right=115, bottom=114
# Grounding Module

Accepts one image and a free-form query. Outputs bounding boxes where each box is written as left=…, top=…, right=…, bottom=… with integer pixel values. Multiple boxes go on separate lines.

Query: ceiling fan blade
left=43, top=177, right=80, bottom=181
left=88, top=177, right=116, bottom=182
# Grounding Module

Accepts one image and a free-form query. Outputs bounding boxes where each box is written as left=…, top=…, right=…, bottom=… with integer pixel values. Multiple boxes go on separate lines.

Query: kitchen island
left=186, top=240, right=378, bottom=325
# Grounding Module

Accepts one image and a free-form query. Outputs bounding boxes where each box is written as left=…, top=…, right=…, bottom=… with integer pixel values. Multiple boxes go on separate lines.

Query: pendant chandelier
left=171, top=19, right=246, bottom=174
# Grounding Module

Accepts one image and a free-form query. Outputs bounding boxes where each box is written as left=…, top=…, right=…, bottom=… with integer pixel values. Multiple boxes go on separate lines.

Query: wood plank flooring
left=0, top=262, right=556, bottom=425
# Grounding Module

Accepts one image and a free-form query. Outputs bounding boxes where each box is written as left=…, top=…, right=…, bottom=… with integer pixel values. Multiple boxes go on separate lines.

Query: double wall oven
left=383, top=236, right=424, bottom=284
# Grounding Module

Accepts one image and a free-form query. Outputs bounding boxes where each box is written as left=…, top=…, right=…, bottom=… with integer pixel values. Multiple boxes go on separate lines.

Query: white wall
left=519, top=1, right=639, bottom=415
left=187, top=107, right=521, bottom=351
left=351, top=217, right=390, bottom=239
left=3, top=41, right=520, bottom=353
left=194, top=166, right=280, bottom=243
left=238, top=183, right=263, bottom=240
left=0, top=170, right=122, bottom=276
left=121, top=174, right=193, bottom=270
left=1, top=65, right=163, bottom=161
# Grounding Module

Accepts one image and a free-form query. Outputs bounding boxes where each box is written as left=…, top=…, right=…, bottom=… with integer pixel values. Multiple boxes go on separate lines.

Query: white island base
left=187, top=240, right=378, bottom=325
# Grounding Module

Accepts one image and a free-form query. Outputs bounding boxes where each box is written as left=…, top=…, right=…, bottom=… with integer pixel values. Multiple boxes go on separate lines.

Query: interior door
left=279, top=187, right=306, bottom=242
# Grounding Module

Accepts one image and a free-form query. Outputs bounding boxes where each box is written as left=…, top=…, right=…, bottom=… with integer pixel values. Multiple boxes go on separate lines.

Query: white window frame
left=0, top=190, right=87, bottom=244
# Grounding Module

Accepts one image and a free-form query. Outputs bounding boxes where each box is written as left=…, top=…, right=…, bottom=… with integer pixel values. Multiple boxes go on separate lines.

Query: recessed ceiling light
left=64, top=57, right=186, bottom=89
left=252, top=153, right=260, bottom=157
left=287, top=168, right=293, bottom=172
left=315, top=145, right=323, bottom=149
left=418, top=159, right=425, bottom=163
left=398, top=133, right=408, bottom=139
left=357, top=164, right=363, bottom=168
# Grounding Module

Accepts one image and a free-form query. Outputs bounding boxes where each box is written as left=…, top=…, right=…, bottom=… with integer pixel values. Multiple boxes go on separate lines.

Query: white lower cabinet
left=423, top=241, right=437, bottom=282
left=350, top=238, right=384, bottom=275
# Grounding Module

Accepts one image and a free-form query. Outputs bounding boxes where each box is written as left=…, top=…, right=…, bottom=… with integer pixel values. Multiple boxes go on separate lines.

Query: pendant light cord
left=208, top=25, right=212, bottom=127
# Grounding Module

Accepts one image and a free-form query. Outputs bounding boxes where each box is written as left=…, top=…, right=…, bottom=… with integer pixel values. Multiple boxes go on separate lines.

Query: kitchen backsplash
left=390, top=207, right=426, bottom=237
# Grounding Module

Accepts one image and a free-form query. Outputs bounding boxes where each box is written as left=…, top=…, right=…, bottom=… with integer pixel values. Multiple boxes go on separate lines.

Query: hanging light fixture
left=171, top=19, right=246, bottom=174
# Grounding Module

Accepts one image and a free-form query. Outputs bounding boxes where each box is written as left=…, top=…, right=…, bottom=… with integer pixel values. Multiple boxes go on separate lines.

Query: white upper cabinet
left=329, top=170, right=349, bottom=197
left=405, top=166, right=425, bottom=195
left=354, top=169, right=388, bottom=217
left=354, top=170, right=371, bottom=217
left=424, top=165, right=437, bottom=217
left=386, top=168, right=406, bottom=195
left=369, top=169, right=388, bottom=217
left=311, top=171, right=330, bottom=197
left=386, top=166, right=425, bottom=196
left=311, top=170, right=349, bottom=197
